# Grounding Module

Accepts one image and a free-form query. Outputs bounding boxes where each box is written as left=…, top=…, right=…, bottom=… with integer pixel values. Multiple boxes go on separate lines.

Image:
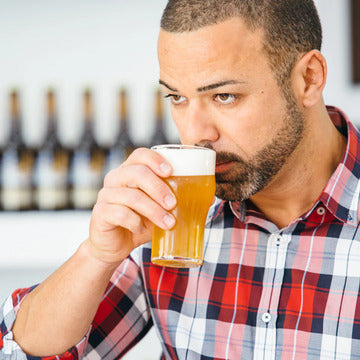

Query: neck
left=249, top=105, right=347, bottom=229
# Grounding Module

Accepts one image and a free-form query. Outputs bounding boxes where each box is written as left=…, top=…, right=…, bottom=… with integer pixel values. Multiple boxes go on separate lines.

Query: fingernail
left=163, top=213, right=175, bottom=228
left=164, top=194, right=176, bottom=208
left=160, top=162, right=172, bottom=175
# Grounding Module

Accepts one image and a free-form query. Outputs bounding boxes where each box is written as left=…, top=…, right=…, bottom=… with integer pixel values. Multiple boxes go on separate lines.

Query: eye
left=215, top=93, right=236, bottom=104
left=165, top=94, right=186, bottom=105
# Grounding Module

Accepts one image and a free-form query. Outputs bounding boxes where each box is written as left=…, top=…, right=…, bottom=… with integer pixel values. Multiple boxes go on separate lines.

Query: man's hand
left=11, top=147, right=177, bottom=356
left=87, top=147, right=177, bottom=267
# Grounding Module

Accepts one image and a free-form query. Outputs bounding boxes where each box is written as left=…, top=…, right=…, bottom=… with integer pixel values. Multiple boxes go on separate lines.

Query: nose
left=177, top=100, right=219, bottom=146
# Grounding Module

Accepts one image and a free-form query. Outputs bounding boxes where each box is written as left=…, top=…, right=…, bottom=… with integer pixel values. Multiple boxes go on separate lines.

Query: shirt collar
left=209, top=106, right=360, bottom=226
left=318, top=106, right=360, bottom=225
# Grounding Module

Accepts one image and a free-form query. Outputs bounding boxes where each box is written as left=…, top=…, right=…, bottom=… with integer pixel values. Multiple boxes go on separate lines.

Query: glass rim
left=151, top=144, right=215, bottom=152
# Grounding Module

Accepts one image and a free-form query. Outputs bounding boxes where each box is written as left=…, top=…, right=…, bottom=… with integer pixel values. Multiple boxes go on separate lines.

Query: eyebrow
left=159, top=79, right=246, bottom=93
left=197, top=80, right=246, bottom=92
left=159, top=80, right=178, bottom=92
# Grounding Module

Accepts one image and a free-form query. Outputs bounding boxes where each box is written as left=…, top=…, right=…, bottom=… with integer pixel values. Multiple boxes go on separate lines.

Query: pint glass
left=151, top=145, right=216, bottom=268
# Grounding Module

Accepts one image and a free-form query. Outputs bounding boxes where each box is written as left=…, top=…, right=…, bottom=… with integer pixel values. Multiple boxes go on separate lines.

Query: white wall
left=0, top=0, right=173, bottom=148
left=0, top=0, right=359, bottom=151
left=316, top=0, right=360, bottom=123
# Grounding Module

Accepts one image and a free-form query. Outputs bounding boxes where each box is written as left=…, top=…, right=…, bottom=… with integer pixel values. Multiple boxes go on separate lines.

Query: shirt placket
left=253, top=231, right=291, bottom=360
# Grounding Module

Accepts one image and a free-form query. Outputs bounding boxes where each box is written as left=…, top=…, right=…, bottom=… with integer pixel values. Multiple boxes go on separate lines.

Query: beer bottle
left=70, top=89, right=105, bottom=210
left=149, top=88, right=169, bottom=147
left=0, top=90, right=34, bottom=211
left=33, top=89, right=70, bottom=210
left=105, top=88, right=135, bottom=175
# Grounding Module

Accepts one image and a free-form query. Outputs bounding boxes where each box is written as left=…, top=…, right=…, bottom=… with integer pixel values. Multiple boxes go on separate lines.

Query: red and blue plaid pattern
left=2, top=106, right=360, bottom=359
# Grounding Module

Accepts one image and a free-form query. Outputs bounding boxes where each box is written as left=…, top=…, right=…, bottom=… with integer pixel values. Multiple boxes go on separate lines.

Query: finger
left=102, top=165, right=177, bottom=210
left=92, top=202, right=145, bottom=235
left=97, top=187, right=176, bottom=229
left=94, top=202, right=150, bottom=234
left=115, top=147, right=172, bottom=179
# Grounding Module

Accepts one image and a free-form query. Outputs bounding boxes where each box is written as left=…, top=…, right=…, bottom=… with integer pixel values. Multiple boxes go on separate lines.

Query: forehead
left=157, top=17, right=268, bottom=83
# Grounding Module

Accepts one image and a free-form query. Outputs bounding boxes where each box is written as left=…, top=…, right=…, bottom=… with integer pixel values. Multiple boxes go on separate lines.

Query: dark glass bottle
left=34, top=89, right=70, bottom=210
left=70, top=89, right=105, bottom=210
left=149, top=88, right=169, bottom=147
left=0, top=90, right=34, bottom=211
left=105, top=88, right=136, bottom=175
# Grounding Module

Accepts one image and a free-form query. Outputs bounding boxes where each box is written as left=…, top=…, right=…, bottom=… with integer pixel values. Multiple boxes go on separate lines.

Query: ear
left=292, top=50, right=327, bottom=108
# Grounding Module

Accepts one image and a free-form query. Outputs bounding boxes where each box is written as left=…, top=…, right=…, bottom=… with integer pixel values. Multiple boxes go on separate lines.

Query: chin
left=215, top=181, right=259, bottom=202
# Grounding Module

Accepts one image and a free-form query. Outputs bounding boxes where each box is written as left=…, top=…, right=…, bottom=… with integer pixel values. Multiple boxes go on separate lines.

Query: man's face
left=158, top=17, right=304, bottom=201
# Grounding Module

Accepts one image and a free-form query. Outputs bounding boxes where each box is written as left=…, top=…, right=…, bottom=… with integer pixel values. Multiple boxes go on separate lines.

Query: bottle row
left=0, top=88, right=172, bottom=211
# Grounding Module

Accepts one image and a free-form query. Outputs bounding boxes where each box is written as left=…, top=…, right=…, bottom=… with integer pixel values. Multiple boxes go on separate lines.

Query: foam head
left=152, top=145, right=216, bottom=176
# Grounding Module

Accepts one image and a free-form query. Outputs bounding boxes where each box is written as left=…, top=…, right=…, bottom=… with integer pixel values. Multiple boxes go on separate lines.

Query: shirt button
left=270, top=233, right=282, bottom=246
left=317, top=206, right=326, bottom=216
left=262, top=312, right=272, bottom=323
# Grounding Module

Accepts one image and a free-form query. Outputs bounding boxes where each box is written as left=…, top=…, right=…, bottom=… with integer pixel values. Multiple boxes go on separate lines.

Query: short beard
left=213, top=85, right=305, bottom=201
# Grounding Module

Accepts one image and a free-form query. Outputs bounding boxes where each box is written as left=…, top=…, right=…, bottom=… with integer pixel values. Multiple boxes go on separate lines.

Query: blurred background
left=0, top=0, right=359, bottom=359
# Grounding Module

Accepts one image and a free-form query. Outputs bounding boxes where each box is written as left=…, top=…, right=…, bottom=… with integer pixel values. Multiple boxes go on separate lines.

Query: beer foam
left=153, top=146, right=216, bottom=176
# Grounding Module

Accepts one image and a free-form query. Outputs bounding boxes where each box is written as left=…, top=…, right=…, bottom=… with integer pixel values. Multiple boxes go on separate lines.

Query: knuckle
left=132, top=147, right=148, bottom=158
left=136, top=164, right=150, bottom=178
left=103, top=169, right=116, bottom=187
left=122, top=189, right=148, bottom=213
left=91, top=202, right=100, bottom=215
left=129, top=189, right=143, bottom=204
left=91, top=202, right=104, bottom=221
left=128, top=217, right=143, bottom=234
left=114, top=206, right=142, bottom=234
left=115, top=207, right=128, bottom=224
left=96, top=187, right=107, bottom=201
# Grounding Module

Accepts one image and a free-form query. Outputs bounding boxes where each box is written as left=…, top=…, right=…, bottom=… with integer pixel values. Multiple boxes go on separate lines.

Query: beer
left=70, top=89, right=106, bottom=210
left=34, top=89, right=70, bottom=210
left=151, top=145, right=216, bottom=268
left=105, top=87, right=135, bottom=174
left=0, top=90, right=35, bottom=211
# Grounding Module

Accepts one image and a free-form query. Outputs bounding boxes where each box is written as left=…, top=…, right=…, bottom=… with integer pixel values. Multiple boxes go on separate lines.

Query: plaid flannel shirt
left=2, top=106, right=360, bottom=359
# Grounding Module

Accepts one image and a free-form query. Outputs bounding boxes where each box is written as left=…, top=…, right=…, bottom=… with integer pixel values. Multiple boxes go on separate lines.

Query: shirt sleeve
left=82, top=252, right=153, bottom=358
left=0, top=250, right=153, bottom=360
left=0, top=286, right=89, bottom=359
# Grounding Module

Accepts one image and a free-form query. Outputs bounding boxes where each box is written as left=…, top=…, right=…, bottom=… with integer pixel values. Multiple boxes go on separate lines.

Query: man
left=1, top=0, right=358, bottom=359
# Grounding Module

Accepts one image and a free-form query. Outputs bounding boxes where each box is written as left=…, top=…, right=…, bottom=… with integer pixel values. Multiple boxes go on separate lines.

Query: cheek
left=217, top=100, right=285, bottom=156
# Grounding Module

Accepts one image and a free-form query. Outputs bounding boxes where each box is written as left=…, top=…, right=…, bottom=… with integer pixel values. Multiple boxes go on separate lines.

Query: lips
left=215, top=161, right=234, bottom=173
